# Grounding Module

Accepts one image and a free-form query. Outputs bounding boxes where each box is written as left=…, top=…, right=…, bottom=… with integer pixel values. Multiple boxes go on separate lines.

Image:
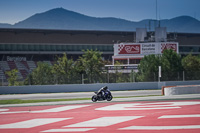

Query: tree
left=6, top=69, right=19, bottom=86
left=137, top=49, right=182, bottom=81
left=182, top=54, right=200, bottom=80
left=31, top=62, right=53, bottom=85
left=73, top=59, right=85, bottom=84
left=107, top=61, right=130, bottom=83
left=161, top=49, right=182, bottom=81
left=52, top=53, right=75, bottom=84
left=137, top=54, right=160, bottom=81
left=78, top=49, right=104, bottom=83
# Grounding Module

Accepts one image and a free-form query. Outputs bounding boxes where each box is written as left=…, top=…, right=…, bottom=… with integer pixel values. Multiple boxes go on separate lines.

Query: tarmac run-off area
left=0, top=100, right=200, bottom=133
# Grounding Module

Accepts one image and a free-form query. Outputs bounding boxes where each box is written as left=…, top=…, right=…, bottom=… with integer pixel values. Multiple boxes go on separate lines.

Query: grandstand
left=0, top=28, right=200, bottom=83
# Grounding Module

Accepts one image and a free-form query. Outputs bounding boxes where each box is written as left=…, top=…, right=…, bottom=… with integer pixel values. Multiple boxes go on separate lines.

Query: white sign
left=142, top=43, right=157, bottom=54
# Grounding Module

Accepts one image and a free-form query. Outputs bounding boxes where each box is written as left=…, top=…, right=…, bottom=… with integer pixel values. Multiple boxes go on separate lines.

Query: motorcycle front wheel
left=106, top=95, right=113, bottom=101
left=91, top=95, right=98, bottom=102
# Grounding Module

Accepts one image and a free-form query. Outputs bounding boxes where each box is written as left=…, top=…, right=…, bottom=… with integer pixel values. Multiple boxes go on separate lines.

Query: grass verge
left=0, top=98, right=90, bottom=105
left=0, top=95, right=162, bottom=105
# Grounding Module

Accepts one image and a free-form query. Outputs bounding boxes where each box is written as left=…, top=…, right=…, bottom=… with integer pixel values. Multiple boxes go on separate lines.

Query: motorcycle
left=91, top=90, right=113, bottom=102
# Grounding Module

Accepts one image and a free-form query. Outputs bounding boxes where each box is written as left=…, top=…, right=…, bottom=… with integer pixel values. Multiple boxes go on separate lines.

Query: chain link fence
left=1, top=70, right=200, bottom=86
left=60, top=70, right=200, bottom=84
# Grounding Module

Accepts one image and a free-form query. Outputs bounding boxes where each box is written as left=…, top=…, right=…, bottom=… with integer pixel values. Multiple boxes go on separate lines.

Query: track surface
left=0, top=90, right=161, bottom=100
left=0, top=100, right=200, bottom=133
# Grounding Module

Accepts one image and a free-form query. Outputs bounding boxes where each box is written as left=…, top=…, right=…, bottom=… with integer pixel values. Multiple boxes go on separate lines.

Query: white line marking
left=96, top=102, right=200, bottom=111
left=159, top=114, right=200, bottom=119
left=120, top=125, right=200, bottom=130
left=95, top=103, right=180, bottom=111
left=32, top=105, right=90, bottom=113
left=65, top=116, right=143, bottom=127
left=42, top=128, right=96, bottom=132
left=0, top=118, right=71, bottom=129
left=0, top=109, right=9, bottom=112
left=0, top=111, right=30, bottom=114
left=0, top=105, right=90, bottom=114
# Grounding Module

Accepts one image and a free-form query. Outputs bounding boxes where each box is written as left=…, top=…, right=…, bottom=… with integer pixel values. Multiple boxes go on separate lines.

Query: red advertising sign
left=161, top=43, right=177, bottom=53
left=118, top=44, right=141, bottom=54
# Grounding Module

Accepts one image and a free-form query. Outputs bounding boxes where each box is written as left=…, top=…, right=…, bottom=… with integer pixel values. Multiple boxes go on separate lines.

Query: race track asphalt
left=0, top=91, right=200, bottom=107
left=0, top=90, right=161, bottom=100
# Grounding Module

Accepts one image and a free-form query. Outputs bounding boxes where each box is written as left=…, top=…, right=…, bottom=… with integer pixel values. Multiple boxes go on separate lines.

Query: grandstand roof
left=0, top=28, right=135, bottom=44
left=0, top=28, right=200, bottom=45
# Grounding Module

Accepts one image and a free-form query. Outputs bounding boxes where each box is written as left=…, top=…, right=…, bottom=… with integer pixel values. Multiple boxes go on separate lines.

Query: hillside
left=1, top=8, right=200, bottom=33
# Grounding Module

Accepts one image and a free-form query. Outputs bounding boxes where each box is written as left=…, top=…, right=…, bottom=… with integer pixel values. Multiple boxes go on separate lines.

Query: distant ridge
left=0, top=8, right=200, bottom=33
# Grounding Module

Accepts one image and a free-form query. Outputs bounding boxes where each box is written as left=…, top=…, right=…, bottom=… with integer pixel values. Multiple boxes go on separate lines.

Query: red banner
left=161, top=43, right=177, bottom=53
left=118, top=44, right=141, bottom=54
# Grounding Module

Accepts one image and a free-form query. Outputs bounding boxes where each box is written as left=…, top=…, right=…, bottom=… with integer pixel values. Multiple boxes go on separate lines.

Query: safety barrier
left=164, top=85, right=200, bottom=96
left=0, top=80, right=200, bottom=94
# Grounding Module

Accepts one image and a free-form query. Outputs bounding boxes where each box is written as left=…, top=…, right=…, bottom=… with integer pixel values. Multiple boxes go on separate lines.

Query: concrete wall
left=164, top=85, right=200, bottom=96
left=0, top=80, right=200, bottom=94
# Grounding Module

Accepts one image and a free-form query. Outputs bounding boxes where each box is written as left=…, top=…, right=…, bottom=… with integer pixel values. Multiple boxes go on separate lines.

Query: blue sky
left=0, top=0, right=200, bottom=24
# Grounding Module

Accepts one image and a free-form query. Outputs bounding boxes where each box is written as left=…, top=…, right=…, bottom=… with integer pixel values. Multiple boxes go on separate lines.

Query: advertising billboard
left=114, top=42, right=178, bottom=56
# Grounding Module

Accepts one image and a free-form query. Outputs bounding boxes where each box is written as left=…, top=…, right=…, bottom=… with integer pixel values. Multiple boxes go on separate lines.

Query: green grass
left=0, top=95, right=163, bottom=105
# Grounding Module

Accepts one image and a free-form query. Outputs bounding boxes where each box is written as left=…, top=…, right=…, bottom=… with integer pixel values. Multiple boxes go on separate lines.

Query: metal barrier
left=164, top=85, right=200, bottom=96
left=0, top=80, right=200, bottom=94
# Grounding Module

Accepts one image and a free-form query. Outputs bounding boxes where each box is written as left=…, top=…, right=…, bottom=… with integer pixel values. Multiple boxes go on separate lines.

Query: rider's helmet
left=103, top=86, right=108, bottom=90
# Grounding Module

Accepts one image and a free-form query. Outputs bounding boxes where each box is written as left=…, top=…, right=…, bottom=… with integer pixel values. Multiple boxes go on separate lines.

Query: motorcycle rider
left=97, top=86, right=108, bottom=99
left=92, top=86, right=112, bottom=102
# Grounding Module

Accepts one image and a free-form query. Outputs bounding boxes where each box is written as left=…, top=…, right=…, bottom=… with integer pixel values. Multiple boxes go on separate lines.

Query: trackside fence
left=0, top=80, right=200, bottom=94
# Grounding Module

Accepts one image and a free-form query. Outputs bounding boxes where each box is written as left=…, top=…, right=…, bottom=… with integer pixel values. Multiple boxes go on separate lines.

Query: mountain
left=0, top=23, right=12, bottom=28
left=13, top=8, right=137, bottom=31
left=160, top=16, right=200, bottom=33
left=1, top=8, right=200, bottom=33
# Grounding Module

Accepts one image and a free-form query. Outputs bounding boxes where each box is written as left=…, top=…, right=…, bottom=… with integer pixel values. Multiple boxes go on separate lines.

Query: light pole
left=158, top=66, right=161, bottom=82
